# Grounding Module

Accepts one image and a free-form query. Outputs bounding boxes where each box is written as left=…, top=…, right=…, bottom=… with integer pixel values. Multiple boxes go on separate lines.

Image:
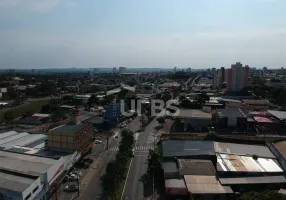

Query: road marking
left=120, top=139, right=138, bottom=200
left=69, top=148, right=105, bottom=200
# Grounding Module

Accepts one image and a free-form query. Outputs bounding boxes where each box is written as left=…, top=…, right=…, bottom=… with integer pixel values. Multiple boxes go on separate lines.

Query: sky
left=0, top=0, right=285, bottom=69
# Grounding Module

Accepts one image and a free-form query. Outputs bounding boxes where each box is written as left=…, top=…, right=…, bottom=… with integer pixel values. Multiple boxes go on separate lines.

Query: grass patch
left=0, top=100, right=49, bottom=122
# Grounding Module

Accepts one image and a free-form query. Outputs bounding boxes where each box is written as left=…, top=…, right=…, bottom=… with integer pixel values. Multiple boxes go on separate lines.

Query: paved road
left=56, top=117, right=141, bottom=200
left=121, top=118, right=160, bottom=200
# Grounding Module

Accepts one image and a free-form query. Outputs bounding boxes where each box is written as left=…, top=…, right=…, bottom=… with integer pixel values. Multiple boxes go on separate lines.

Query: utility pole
left=77, top=173, right=80, bottom=197
left=106, top=132, right=109, bottom=150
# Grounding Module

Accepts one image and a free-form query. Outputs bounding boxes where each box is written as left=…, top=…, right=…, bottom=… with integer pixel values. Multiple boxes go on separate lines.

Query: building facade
left=227, top=62, right=249, bottom=91
left=119, top=67, right=127, bottom=74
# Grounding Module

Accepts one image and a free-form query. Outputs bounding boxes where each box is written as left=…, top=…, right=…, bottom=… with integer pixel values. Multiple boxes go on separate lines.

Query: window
left=33, top=186, right=39, bottom=193
left=25, top=193, right=31, bottom=200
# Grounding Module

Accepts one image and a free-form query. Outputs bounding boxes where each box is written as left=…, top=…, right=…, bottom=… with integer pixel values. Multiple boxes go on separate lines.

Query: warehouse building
left=215, top=108, right=247, bottom=131
left=0, top=131, right=80, bottom=200
left=173, top=109, right=212, bottom=131
left=161, top=139, right=286, bottom=199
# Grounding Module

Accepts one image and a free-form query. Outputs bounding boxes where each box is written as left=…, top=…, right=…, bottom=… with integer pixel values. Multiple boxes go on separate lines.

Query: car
left=83, top=158, right=94, bottom=164
left=64, top=184, right=79, bottom=192
left=72, top=171, right=82, bottom=177
left=95, top=139, right=102, bottom=144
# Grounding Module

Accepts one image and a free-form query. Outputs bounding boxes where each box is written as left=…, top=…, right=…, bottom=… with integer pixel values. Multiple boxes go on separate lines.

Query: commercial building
left=161, top=139, right=286, bottom=199
left=173, top=109, right=212, bottom=130
left=242, top=99, right=269, bottom=111
left=48, top=122, right=93, bottom=155
left=18, top=113, right=51, bottom=125
left=227, top=62, right=249, bottom=91
left=0, top=130, right=80, bottom=200
left=215, top=108, right=247, bottom=131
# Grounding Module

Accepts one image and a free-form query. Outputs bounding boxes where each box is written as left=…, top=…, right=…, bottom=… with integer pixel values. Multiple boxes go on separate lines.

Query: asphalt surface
left=121, top=118, right=160, bottom=200
left=57, top=117, right=141, bottom=200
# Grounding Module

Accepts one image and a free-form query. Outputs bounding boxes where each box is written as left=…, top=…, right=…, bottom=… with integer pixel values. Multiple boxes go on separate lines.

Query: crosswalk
left=108, top=145, right=155, bottom=151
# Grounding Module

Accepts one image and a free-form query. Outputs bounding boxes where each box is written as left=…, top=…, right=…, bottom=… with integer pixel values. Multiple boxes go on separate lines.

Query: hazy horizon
left=0, top=0, right=285, bottom=69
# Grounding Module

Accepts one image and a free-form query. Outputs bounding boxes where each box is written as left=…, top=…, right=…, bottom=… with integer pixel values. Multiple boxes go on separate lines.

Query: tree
left=87, top=94, right=98, bottom=107
left=104, top=94, right=115, bottom=105
left=147, top=148, right=162, bottom=177
left=238, top=191, right=286, bottom=200
left=156, top=116, right=165, bottom=126
left=4, top=112, right=14, bottom=123
left=51, top=108, right=65, bottom=122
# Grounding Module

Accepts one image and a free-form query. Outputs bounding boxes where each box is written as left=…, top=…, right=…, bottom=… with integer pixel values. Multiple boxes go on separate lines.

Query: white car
left=95, top=139, right=102, bottom=144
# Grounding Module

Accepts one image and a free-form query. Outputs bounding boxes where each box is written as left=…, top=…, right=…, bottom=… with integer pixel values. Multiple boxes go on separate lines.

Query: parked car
left=95, top=139, right=102, bottom=144
left=83, top=158, right=94, bottom=164
left=64, top=184, right=79, bottom=192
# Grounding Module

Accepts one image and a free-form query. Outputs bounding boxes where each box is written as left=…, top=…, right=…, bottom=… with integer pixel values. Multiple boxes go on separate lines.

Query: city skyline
left=0, top=0, right=285, bottom=69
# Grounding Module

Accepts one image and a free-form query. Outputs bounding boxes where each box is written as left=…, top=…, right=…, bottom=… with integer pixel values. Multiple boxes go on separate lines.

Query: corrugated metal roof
left=214, top=142, right=276, bottom=158
left=268, top=110, right=286, bottom=120
left=162, top=140, right=215, bottom=158
left=163, top=161, right=178, bottom=173
left=0, top=131, right=18, bottom=140
left=0, top=172, right=37, bottom=192
left=219, top=176, right=286, bottom=185
left=0, top=132, right=29, bottom=145
left=0, top=134, right=46, bottom=149
left=165, top=178, right=189, bottom=196
left=217, top=153, right=283, bottom=173
left=178, top=159, right=216, bottom=176
left=184, top=175, right=233, bottom=194
left=274, top=141, right=286, bottom=159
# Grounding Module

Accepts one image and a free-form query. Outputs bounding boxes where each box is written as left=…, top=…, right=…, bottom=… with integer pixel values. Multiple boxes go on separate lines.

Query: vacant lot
left=0, top=100, right=49, bottom=122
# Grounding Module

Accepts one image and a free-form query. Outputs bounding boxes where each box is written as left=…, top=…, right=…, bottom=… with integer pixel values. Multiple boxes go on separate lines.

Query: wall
left=0, top=188, right=22, bottom=200
left=46, top=158, right=65, bottom=186
left=268, top=143, right=286, bottom=172
left=22, top=177, right=42, bottom=200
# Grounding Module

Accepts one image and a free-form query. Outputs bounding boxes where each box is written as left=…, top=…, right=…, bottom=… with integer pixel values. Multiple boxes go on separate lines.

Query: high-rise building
left=119, top=67, right=127, bottom=74
left=174, top=67, right=177, bottom=73
left=113, top=67, right=117, bottom=74
left=220, top=67, right=225, bottom=83
left=227, top=62, right=249, bottom=91
left=212, top=68, right=224, bottom=89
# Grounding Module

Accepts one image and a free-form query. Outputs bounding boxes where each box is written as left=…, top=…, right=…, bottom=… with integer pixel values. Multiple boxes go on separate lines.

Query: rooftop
left=49, top=123, right=89, bottom=135
left=174, top=109, right=211, bottom=119
left=242, top=99, right=269, bottom=105
left=162, top=140, right=214, bottom=158
left=253, top=116, right=273, bottom=123
left=217, top=108, right=246, bottom=118
left=214, top=142, right=276, bottom=158
left=217, top=153, right=283, bottom=173
left=0, top=171, right=38, bottom=193
left=268, top=110, right=286, bottom=120
left=273, top=141, right=286, bottom=159
left=184, top=175, right=233, bottom=194
left=162, top=161, right=178, bottom=173
left=0, top=151, right=59, bottom=177
left=219, top=176, right=286, bottom=185
left=178, top=159, right=216, bottom=176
